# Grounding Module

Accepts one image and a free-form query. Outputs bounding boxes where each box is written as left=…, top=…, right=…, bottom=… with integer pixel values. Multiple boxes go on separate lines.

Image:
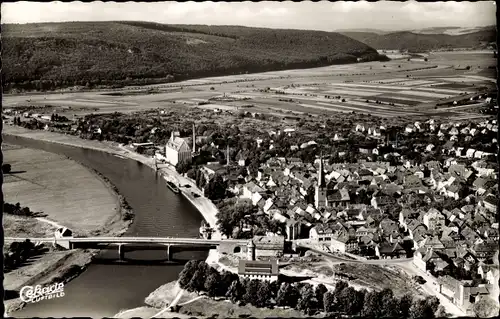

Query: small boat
left=166, top=181, right=180, bottom=193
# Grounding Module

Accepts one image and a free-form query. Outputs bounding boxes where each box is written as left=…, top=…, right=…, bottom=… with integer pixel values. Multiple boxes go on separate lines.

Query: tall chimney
left=192, top=123, right=196, bottom=153
left=226, top=144, right=230, bottom=167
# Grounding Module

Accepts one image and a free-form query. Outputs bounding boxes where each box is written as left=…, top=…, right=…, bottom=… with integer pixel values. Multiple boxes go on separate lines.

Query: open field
left=2, top=143, right=121, bottom=236
left=3, top=51, right=495, bottom=121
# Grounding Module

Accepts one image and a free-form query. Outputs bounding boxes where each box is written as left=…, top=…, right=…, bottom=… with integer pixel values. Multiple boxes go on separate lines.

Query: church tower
left=192, top=123, right=196, bottom=154
left=247, top=240, right=255, bottom=261
left=314, top=154, right=327, bottom=210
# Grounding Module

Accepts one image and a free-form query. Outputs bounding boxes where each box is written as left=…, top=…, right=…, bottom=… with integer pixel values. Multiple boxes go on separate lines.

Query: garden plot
left=315, top=101, right=417, bottom=116
left=421, top=82, right=455, bottom=87
left=192, top=103, right=236, bottom=111
left=398, top=80, right=437, bottom=86
left=332, top=83, right=405, bottom=91
left=374, top=78, right=409, bottom=84
left=398, top=90, right=452, bottom=99
left=375, top=94, right=432, bottom=103
left=464, top=75, right=496, bottom=83
left=352, top=98, right=408, bottom=108
left=341, top=99, right=404, bottom=110
left=44, top=99, right=120, bottom=108
left=411, top=86, right=465, bottom=95
left=325, top=89, right=383, bottom=97
left=432, top=83, right=475, bottom=90
left=437, top=77, right=484, bottom=82
left=329, top=85, right=401, bottom=95
left=374, top=96, right=423, bottom=106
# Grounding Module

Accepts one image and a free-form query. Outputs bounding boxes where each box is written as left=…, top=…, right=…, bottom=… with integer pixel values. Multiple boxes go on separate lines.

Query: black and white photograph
left=1, top=1, right=498, bottom=318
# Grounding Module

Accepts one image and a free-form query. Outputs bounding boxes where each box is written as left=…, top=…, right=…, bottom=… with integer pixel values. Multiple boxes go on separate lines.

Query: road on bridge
left=295, top=242, right=413, bottom=265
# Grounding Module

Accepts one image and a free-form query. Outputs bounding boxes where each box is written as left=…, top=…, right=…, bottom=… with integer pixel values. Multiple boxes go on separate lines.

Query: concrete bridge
left=5, top=237, right=249, bottom=261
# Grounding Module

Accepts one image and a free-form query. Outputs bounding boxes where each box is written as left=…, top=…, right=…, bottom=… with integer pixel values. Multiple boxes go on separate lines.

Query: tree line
left=3, top=202, right=46, bottom=218
left=177, top=260, right=444, bottom=318
left=4, top=240, right=41, bottom=272
left=2, top=21, right=385, bottom=93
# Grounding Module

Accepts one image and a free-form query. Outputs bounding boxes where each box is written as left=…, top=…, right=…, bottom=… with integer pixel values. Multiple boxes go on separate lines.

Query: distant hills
left=338, top=25, right=496, bottom=51
left=2, top=21, right=386, bottom=92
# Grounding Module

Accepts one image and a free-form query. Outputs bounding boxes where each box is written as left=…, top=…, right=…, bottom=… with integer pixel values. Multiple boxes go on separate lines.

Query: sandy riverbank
left=3, top=125, right=223, bottom=317
left=3, top=125, right=221, bottom=238
left=2, top=132, right=135, bottom=316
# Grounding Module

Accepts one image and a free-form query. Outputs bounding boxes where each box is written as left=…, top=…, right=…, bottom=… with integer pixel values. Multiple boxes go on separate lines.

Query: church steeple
left=314, top=152, right=327, bottom=210
left=318, top=153, right=325, bottom=188
left=192, top=123, right=196, bottom=153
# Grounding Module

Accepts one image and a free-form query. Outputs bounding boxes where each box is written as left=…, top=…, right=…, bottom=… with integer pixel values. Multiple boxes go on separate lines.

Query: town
left=2, top=2, right=498, bottom=318
left=4, top=88, right=498, bottom=316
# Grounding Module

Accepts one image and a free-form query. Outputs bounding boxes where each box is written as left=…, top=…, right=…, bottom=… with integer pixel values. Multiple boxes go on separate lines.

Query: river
left=4, top=135, right=209, bottom=318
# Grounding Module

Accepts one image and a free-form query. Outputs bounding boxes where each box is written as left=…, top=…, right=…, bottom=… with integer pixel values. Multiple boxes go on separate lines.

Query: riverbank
left=4, top=125, right=223, bottom=317
left=2, top=135, right=136, bottom=316
left=4, top=125, right=220, bottom=238
left=4, top=248, right=98, bottom=315
left=116, top=144, right=222, bottom=240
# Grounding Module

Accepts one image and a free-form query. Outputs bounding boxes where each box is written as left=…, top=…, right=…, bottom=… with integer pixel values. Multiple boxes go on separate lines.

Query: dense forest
left=339, top=28, right=496, bottom=52
left=2, top=21, right=386, bottom=92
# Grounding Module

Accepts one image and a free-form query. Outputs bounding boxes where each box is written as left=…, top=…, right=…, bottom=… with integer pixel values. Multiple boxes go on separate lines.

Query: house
left=413, top=247, right=447, bottom=272
left=437, top=276, right=491, bottom=314
left=423, top=208, right=446, bottom=232
left=465, top=149, right=476, bottom=158
left=473, top=177, right=496, bottom=196
left=285, top=219, right=302, bottom=240
left=379, top=217, right=399, bottom=237
left=327, top=189, right=350, bottom=208
left=242, top=182, right=265, bottom=199
left=330, top=233, right=358, bottom=254
left=355, top=124, right=366, bottom=132
left=371, top=195, right=396, bottom=209
left=165, top=131, right=192, bottom=166
left=470, top=242, right=498, bottom=262
left=238, top=259, right=279, bottom=282
left=482, top=195, right=497, bottom=213
left=376, top=241, right=406, bottom=259
left=252, top=236, right=285, bottom=258
left=407, top=219, right=427, bottom=241
left=55, top=227, right=73, bottom=238
left=236, top=151, right=248, bottom=167
left=310, top=222, right=350, bottom=243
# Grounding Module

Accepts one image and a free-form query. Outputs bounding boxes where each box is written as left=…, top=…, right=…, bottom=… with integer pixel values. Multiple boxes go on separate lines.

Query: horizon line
left=1, top=20, right=495, bottom=33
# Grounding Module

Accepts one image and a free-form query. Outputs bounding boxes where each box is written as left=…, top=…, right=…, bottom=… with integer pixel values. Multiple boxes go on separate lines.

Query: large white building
left=165, top=131, right=192, bottom=166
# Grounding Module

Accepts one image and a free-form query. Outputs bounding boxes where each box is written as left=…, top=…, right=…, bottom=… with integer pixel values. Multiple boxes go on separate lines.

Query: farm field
left=2, top=50, right=495, bottom=120
left=2, top=143, right=121, bottom=236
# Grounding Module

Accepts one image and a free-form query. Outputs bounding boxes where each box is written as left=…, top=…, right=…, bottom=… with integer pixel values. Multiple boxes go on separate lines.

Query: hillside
left=339, top=28, right=496, bottom=52
left=1, top=21, right=385, bottom=92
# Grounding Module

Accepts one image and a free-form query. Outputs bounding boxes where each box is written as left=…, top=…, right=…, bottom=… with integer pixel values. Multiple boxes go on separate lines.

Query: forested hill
left=339, top=28, right=496, bottom=52
left=2, top=21, right=386, bottom=93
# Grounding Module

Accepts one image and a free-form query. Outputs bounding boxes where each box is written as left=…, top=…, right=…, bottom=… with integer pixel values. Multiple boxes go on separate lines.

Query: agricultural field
left=2, top=50, right=495, bottom=121
left=2, top=144, right=121, bottom=236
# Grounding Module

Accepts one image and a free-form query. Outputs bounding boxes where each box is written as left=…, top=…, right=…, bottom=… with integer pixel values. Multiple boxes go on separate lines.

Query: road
left=296, top=241, right=466, bottom=316
left=4, top=236, right=246, bottom=246
left=294, top=241, right=413, bottom=265
left=397, top=262, right=467, bottom=317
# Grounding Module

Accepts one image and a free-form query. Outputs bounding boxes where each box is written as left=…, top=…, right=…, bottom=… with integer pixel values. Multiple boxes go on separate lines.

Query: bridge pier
left=166, top=245, right=171, bottom=261
left=118, top=244, right=124, bottom=260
